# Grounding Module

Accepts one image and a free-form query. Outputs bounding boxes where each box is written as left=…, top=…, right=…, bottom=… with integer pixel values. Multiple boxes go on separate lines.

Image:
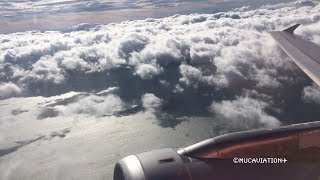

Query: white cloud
left=141, top=93, right=162, bottom=111
left=1, top=1, right=320, bottom=179
left=0, top=1, right=318, bottom=125
left=302, top=83, right=320, bottom=104
left=0, top=1, right=184, bottom=18
left=136, top=63, right=162, bottom=79
left=24, top=55, right=65, bottom=84
left=1, top=0, right=319, bottom=95
left=0, top=82, right=21, bottom=99
left=118, top=34, right=150, bottom=58
left=60, top=56, right=88, bottom=71
left=179, top=64, right=203, bottom=86
left=179, top=64, right=228, bottom=87
left=0, top=0, right=318, bottom=116
left=58, top=94, right=125, bottom=116
left=210, top=96, right=281, bottom=134
left=96, top=87, right=119, bottom=95
left=173, top=84, right=184, bottom=93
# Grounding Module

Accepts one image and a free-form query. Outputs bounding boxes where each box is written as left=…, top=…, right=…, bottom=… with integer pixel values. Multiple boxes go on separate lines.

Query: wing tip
left=283, top=24, right=300, bottom=34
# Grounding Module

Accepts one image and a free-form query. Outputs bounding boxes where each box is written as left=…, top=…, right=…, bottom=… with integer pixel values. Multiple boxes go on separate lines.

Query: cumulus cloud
left=179, top=64, right=228, bottom=88
left=302, top=84, right=320, bottom=104
left=25, top=55, right=65, bottom=84
left=136, top=63, right=162, bottom=79
left=1, top=1, right=317, bottom=92
left=1, top=1, right=320, bottom=179
left=210, top=96, right=281, bottom=134
left=141, top=93, right=162, bottom=111
left=0, top=0, right=319, bottom=123
left=57, top=94, right=125, bottom=117
left=0, top=82, right=21, bottom=99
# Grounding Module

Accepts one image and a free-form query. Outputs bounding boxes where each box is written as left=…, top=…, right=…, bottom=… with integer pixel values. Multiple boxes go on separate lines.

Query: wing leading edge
left=270, top=24, right=320, bottom=86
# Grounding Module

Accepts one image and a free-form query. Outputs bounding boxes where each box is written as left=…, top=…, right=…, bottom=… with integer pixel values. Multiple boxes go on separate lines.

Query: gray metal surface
left=115, top=155, right=146, bottom=180
left=136, top=148, right=190, bottom=180
left=114, top=121, right=320, bottom=180
left=114, top=148, right=191, bottom=180
left=270, top=24, right=320, bottom=86
left=178, top=121, right=320, bottom=157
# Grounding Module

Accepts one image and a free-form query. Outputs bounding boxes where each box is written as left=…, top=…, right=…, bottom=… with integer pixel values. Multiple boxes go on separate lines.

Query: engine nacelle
left=114, top=148, right=212, bottom=180
left=114, top=121, right=320, bottom=180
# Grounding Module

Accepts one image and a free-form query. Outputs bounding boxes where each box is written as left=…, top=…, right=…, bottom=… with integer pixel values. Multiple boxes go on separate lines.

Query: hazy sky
left=0, top=0, right=292, bottom=33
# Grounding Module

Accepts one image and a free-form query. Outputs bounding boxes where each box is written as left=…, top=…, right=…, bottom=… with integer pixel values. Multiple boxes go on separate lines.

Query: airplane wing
left=114, top=121, right=320, bottom=180
left=270, top=24, right=320, bottom=86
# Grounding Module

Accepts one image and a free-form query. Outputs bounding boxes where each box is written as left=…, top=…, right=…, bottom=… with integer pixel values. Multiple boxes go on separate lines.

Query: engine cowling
left=113, top=148, right=212, bottom=180
left=114, top=121, right=320, bottom=180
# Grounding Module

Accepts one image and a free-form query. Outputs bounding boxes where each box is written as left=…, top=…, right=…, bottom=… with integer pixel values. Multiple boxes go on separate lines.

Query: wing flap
left=270, top=25, right=320, bottom=86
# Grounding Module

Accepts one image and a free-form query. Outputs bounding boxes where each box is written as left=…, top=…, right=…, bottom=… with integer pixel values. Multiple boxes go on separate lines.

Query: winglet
left=283, top=24, right=300, bottom=34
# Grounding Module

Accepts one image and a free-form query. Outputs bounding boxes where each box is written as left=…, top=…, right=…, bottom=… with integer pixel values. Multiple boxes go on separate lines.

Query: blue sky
left=0, top=0, right=292, bottom=33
